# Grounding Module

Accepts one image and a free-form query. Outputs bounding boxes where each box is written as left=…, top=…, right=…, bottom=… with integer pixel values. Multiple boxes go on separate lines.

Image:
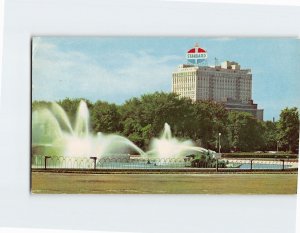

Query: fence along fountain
left=32, top=100, right=215, bottom=159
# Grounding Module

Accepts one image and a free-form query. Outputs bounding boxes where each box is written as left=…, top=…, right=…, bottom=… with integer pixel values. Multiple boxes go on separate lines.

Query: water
left=74, top=101, right=89, bottom=137
left=32, top=101, right=213, bottom=159
left=32, top=100, right=146, bottom=158
left=33, top=101, right=293, bottom=171
left=31, top=154, right=292, bottom=170
left=239, top=163, right=290, bottom=170
left=148, top=123, right=214, bottom=158
left=32, top=109, right=63, bottom=145
left=98, top=162, right=290, bottom=170
left=51, top=102, right=73, bottom=134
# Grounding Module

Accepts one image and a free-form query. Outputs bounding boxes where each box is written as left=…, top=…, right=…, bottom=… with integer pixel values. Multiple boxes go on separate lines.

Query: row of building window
left=173, top=77, right=251, bottom=85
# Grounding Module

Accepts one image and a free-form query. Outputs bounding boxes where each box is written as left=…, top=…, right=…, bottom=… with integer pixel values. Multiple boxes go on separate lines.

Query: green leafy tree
left=34, top=93, right=299, bottom=154
left=227, top=111, right=265, bottom=152
left=191, top=101, right=229, bottom=151
left=261, top=121, right=278, bottom=151
left=120, top=97, right=145, bottom=148
left=277, top=107, right=299, bottom=153
left=139, top=92, right=192, bottom=136
left=90, top=101, right=121, bottom=134
left=119, top=92, right=193, bottom=149
left=32, top=100, right=51, bottom=111
left=119, top=92, right=230, bottom=151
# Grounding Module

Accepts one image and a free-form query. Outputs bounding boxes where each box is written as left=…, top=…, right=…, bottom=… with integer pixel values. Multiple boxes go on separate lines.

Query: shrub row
left=221, top=153, right=298, bottom=159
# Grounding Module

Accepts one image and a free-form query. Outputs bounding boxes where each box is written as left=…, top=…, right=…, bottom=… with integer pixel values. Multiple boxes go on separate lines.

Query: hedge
left=221, top=153, right=298, bottom=159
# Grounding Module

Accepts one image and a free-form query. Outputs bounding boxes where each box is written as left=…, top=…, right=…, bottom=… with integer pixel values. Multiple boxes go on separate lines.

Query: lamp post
left=276, top=141, right=279, bottom=152
left=218, top=132, right=221, bottom=154
left=90, top=157, right=97, bottom=170
left=44, top=156, right=51, bottom=170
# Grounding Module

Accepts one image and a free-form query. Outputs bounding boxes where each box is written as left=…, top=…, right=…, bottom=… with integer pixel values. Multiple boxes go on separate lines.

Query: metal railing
left=31, top=155, right=298, bottom=171
left=32, top=155, right=192, bottom=169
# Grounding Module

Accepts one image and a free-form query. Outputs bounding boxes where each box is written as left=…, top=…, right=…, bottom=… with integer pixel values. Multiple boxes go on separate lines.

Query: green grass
left=31, top=172, right=298, bottom=194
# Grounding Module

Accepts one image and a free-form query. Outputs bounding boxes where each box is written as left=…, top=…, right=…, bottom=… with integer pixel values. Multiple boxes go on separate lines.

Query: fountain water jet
left=74, top=101, right=90, bottom=137
left=32, top=109, right=63, bottom=145
left=32, top=100, right=145, bottom=157
left=147, top=123, right=214, bottom=158
left=32, top=102, right=213, bottom=160
left=51, top=102, right=73, bottom=134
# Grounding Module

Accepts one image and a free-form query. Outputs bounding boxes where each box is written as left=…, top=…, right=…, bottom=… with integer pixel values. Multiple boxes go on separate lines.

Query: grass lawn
left=31, top=172, right=298, bottom=194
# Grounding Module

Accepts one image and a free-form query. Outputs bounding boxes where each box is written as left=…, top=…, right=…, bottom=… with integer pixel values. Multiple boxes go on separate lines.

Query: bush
left=190, top=152, right=227, bottom=168
left=222, top=152, right=298, bottom=159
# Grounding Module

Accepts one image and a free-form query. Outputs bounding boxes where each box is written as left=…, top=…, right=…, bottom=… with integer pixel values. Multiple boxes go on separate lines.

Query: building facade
left=172, top=45, right=263, bottom=120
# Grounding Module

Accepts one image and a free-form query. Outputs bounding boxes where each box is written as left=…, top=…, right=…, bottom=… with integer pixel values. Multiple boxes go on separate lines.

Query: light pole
left=277, top=141, right=279, bottom=152
left=44, top=156, right=51, bottom=170
left=218, top=132, right=221, bottom=154
left=90, top=156, right=97, bottom=170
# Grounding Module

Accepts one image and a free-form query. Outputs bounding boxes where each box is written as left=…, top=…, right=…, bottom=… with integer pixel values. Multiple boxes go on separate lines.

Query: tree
left=119, top=97, right=145, bottom=148
left=189, top=101, right=229, bottom=151
left=34, top=93, right=299, bottom=154
left=139, top=92, right=192, bottom=136
left=118, top=92, right=230, bottom=151
left=277, top=107, right=299, bottom=153
left=261, top=121, right=278, bottom=151
left=32, top=100, right=51, bottom=111
left=90, top=101, right=121, bottom=134
left=227, top=111, right=265, bottom=152
left=119, top=92, right=193, bottom=149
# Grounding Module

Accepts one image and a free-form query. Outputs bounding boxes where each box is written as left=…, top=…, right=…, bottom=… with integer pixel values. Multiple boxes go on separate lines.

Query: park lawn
left=31, top=172, right=298, bottom=194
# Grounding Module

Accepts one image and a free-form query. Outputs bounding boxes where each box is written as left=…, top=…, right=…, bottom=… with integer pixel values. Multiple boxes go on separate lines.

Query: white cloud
left=211, top=37, right=235, bottom=41
left=32, top=39, right=182, bottom=103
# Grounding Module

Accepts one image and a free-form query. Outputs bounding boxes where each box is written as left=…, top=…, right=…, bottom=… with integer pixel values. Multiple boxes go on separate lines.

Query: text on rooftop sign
left=186, top=53, right=208, bottom=59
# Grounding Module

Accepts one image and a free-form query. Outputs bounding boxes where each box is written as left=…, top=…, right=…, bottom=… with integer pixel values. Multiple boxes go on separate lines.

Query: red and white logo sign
left=186, top=43, right=208, bottom=64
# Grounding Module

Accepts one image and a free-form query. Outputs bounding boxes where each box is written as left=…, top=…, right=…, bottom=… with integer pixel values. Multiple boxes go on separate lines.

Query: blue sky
left=32, top=37, right=300, bottom=121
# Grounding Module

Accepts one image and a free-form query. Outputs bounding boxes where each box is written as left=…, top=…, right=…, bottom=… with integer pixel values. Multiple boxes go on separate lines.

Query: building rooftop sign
left=186, top=43, right=208, bottom=65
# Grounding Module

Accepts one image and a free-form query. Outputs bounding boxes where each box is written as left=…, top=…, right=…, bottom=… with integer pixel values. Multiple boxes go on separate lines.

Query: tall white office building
left=172, top=44, right=263, bottom=120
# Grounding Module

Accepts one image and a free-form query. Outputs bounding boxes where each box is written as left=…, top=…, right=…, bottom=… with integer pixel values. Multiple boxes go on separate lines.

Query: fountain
left=33, top=102, right=294, bottom=171
left=32, top=100, right=145, bottom=158
left=147, top=123, right=214, bottom=158
left=32, top=101, right=214, bottom=161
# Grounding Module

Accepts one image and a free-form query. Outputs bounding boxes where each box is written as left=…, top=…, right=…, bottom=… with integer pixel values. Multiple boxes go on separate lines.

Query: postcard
left=31, top=37, right=299, bottom=194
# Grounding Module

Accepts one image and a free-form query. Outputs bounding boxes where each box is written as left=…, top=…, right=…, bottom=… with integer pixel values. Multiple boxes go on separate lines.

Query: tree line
left=32, top=92, right=299, bottom=153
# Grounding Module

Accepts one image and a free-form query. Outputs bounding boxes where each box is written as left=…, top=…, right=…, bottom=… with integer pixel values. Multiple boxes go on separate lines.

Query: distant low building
left=172, top=44, right=264, bottom=120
